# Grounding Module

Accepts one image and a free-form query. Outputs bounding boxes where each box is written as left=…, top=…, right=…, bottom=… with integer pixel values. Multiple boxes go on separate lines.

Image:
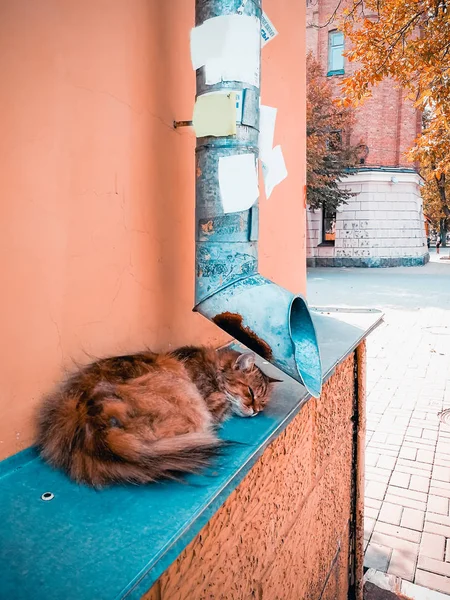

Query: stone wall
left=307, top=170, right=429, bottom=268
left=143, top=352, right=361, bottom=600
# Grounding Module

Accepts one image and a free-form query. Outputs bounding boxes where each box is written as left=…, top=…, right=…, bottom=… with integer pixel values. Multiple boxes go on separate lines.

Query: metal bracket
left=249, top=205, right=259, bottom=242
left=173, top=120, right=193, bottom=129
left=241, top=88, right=259, bottom=129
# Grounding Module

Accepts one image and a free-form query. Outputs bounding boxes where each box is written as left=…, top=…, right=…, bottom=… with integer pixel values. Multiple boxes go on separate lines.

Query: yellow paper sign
left=193, top=92, right=237, bottom=138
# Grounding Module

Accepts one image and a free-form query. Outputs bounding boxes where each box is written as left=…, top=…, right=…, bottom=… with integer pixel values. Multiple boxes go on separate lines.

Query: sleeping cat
left=36, top=346, right=279, bottom=487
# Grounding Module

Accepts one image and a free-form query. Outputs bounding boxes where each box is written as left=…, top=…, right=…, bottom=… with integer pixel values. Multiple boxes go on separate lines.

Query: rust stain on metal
left=196, top=166, right=202, bottom=179
left=212, top=312, right=273, bottom=360
left=200, top=220, right=214, bottom=234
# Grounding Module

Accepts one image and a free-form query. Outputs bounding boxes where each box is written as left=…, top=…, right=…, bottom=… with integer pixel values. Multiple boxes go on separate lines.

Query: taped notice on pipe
left=262, top=145, right=287, bottom=199
left=219, top=154, right=259, bottom=214
left=261, top=12, right=278, bottom=47
left=190, top=15, right=260, bottom=87
left=197, top=90, right=244, bottom=124
left=193, top=92, right=237, bottom=137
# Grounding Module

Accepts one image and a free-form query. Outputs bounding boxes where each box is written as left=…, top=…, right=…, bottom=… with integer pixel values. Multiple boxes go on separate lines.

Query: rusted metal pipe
left=194, top=0, right=260, bottom=305
left=193, top=0, right=322, bottom=397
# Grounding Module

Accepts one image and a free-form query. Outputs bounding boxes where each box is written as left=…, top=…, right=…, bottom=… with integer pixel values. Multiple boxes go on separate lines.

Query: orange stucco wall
left=143, top=352, right=359, bottom=600
left=0, top=0, right=306, bottom=460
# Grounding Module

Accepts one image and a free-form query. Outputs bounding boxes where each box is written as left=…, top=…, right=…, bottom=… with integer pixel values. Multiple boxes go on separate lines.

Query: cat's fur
left=36, top=346, right=278, bottom=487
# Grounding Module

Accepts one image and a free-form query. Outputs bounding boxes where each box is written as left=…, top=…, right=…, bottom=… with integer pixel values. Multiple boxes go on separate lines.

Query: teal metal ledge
left=0, top=308, right=382, bottom=600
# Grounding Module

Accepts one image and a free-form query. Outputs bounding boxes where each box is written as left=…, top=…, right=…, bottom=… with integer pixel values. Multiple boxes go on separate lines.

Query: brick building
left=306, top=0, right=429, bottom=267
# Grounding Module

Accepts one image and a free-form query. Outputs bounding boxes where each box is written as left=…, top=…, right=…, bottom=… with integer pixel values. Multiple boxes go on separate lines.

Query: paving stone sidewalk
left=307, top=255, right=450, bottom=596
left=363, top=305, right=450, bottom=594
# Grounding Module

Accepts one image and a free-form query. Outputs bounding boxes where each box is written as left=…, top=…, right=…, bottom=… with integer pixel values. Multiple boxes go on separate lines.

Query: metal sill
left=327, top=69, right=345, bottom=77
left=0, top=308, right=382, bottom=600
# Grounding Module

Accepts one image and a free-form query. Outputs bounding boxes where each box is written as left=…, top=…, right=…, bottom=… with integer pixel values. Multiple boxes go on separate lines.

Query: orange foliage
left=339, top=0, right=450, bottom=213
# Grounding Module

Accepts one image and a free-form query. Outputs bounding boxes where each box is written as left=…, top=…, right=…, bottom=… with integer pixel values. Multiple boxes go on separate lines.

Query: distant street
left=308, top=251, right=450, bottom=594
left=308, top=248, right=450, bottom=311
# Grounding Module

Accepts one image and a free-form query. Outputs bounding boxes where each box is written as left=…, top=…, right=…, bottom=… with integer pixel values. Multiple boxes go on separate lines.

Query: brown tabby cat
left=36, top=346, right=279, bottom=487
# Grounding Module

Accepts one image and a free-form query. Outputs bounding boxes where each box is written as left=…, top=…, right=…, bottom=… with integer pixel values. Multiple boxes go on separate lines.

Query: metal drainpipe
left=194, top=0, right=323, bottom=398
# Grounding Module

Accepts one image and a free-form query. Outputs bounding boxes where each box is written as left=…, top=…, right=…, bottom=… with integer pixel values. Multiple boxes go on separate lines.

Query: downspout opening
left=195, top=274, right=322, bottom=397
left=289, top=296, right=322, bottom=398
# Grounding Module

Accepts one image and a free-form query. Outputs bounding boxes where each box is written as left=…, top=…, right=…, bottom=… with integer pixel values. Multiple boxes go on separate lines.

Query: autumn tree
left=421, top=165, right=449, bottom=231
left=418, top=109, right=449, bottom=244
left=306, top=52, right=360, bottom=211
left=337, top=0, right=450, bottom=242
left=421, top=165, right=449, bottom=245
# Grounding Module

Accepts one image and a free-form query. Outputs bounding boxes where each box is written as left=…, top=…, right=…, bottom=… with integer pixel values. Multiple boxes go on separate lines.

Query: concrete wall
left=307, top=170, right=429, bottom=267
left=143, top=351, right=362, bottom=600
left=0, top=0, right=307, bottom=460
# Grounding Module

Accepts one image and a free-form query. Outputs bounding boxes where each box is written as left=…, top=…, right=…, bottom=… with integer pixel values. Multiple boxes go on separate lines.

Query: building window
left=328, top=30, right=344, bottom=76
left=322, top=205, right=336, bottom=245
left=327, top=130, right=342, bottom=152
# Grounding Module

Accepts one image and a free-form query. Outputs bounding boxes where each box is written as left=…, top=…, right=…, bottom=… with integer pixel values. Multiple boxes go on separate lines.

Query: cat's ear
left=234, top=352, right=255, bottom=372
left=268, top=376, right=283, bottom=384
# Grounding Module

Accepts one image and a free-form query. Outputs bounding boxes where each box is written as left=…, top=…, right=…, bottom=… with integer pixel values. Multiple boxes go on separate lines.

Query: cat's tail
left=36, top=384, right=223, bottom=487
left=96, top=430, right=222, bottom=486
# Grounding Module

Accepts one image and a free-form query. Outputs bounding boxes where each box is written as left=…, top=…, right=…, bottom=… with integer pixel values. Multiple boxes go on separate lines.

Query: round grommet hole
left=41, top=492, right=54, bottom=501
